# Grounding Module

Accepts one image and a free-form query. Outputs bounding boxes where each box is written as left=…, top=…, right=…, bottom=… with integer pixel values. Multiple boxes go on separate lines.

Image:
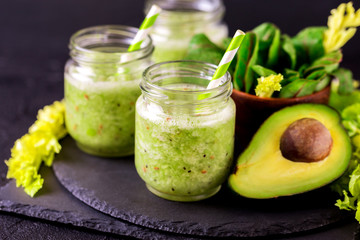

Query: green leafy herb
left=304, top=50, right=342, bottom=76
left=185, top=2, right=360, bottom=98
left=185, top=34, right=225, bottom=65
left=252, top=22, right=279, bottom=66
left=332, top=103, right=360, bottom=223
left=281, top=35, right=297, bottom=69
left=252, top=23, right=278, bottom=51
left=233, top=32, right=259, bottom=92
left=333, top=68, right=354, bottom=95
left=315, top=75, right=332, bottom=92
left=252, top=65, right=276, bottom=77
left=266, top=28, right=281, bottom=68
left=279, top=69, right=300, bottom=87
left=329, top=81, right=360, bottom=112
left=342, top=103, right=360, bottom=137
left=291, top=27, right=326, bottom=67
left=279, top=78, right=318, bottom=98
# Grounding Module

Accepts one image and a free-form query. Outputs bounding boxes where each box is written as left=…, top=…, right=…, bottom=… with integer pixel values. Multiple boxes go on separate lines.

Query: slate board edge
left=0, top=196, right=200, bottom=240
left=0, top=199, right=129, bottom=237
left=53, top=164, right=351, bottom=238
left=54, top=173, right=207, bottom=237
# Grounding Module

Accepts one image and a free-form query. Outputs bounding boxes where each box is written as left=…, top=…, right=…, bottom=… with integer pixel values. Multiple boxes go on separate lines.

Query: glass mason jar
left=144, top=0, right=228, bottom=62
left=64, top=25, right=153, bottom=157
left=135, top=61, right=235, bottom=201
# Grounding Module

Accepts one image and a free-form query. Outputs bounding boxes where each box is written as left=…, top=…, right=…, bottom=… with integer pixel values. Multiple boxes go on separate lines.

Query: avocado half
left=228, top=103, right=352, bottom=199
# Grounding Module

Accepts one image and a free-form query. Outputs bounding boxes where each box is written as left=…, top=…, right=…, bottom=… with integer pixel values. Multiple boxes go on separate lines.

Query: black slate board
left=0, top=165, right=204, bottom=240
left=53, top=137, right=351, bottom=238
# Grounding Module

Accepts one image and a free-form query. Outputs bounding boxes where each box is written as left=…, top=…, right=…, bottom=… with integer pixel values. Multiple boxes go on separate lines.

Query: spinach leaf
left=252, top=22, right=279, bottom=66
left=315, top=75, right=331, bottom=92
left=185, top=34, right=224, bottom=65
left=253, top=23, right=278, bottom=51
left=332, top=68, right=354, bottom=95
left=281, top=35, right=297, bottom=69
left=304, top=50, right=342, bottom=75
left=279, top=78, right=318, bottom=98
left=266, top=29, right=281, bottom=68
left=292, top=27, right=327, bottom=67
left=306, top=70, right=327, bottom=80
left=233, top=32, right=259, bottom=92
left=252, top=65, right=276, bottom=77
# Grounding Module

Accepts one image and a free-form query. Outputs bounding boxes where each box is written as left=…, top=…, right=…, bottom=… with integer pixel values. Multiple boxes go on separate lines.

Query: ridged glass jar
left=135, top=60, right=235, bottom=201
left=64, top=25, right=153, bottom=157
left=145, top=0, right=228, bottom=62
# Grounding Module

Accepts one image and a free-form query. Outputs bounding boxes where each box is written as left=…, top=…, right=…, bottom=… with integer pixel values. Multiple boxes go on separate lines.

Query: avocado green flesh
left=229, top=104, right=352, bottom=199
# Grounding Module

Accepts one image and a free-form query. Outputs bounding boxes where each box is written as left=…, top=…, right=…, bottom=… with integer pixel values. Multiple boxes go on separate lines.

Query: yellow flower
left=324, top=2, right=360, bottom=53
left=255, top=74, right=283, bottom=98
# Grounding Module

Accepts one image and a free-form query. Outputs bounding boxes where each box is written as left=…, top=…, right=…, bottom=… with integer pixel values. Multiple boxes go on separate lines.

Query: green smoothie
left=65, top=73, right=141, bottom=157
left=149, top=5, right=228, bottom=63
left=135, top=97, right=235, bottom=201
left=151, top=21, right=228, bottom=63
left=64, top=25, right=153, bottom=157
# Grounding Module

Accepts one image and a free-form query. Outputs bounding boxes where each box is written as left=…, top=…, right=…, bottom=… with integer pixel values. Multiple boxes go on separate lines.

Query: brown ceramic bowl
left=231, top=86, right=331, bottom=150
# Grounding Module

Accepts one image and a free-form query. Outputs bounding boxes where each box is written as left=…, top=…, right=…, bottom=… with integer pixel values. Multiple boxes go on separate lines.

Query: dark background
left=1, top=0, right=360, bottom=239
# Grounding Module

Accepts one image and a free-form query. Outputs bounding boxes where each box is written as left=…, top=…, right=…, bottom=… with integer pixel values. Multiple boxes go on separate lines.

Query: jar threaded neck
left=140, top=60, right=232, bottom=108
left=69, top=25, right=153, bottom=65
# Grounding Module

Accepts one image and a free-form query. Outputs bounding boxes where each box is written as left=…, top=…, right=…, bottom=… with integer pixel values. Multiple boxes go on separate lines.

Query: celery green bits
left=5, top=100, right=67, bottom=197
left=255, top=74, right=283, bottom=98
left=333, top=102, right=360, bottom=223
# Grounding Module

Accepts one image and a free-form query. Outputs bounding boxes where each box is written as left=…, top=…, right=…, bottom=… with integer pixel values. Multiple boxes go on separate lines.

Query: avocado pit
left=280, top=118, right=333, bottom=163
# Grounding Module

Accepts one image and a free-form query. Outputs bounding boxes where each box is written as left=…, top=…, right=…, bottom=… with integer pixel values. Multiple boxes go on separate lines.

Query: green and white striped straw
left=128, top=4, right=161, bottom=52
left=207, top=30, right=245, bottom=89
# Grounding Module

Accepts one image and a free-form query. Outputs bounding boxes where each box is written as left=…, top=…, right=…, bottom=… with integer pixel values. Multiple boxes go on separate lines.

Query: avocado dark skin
left=229, top=104, right=351, bottom=199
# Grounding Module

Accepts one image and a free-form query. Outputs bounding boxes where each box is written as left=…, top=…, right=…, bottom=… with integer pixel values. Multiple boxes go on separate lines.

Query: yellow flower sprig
left=5, top=100, right=67, bottom=197
left=255, top=74, right=283, bottom=98
left=324, top=2, right=360, bottom=53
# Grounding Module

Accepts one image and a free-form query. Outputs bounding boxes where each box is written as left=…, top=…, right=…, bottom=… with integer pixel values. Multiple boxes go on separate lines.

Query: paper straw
left=207, top=30, right=245, bottom=89
left=128, top=4, right=162, bottom=52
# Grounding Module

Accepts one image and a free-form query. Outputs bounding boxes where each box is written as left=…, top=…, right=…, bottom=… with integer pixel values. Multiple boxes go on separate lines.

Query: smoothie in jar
left=135, top=61, right=235, bottom=201
left=65, top=73, right=140, bottom=156
left=64, top=25, right=153, bottom=157
left=144, top=0, right=228, bottom=62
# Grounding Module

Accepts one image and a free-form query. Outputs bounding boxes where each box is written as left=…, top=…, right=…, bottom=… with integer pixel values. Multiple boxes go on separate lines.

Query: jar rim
left=69, top=25, right=154, bottom=64
left=140, top=60, right=232, bottom=111
left=144, top=0, right=225, bottom=25
left=142, top=60, right=231, bottom=93
left=140, top=60, right=232, bottom=107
